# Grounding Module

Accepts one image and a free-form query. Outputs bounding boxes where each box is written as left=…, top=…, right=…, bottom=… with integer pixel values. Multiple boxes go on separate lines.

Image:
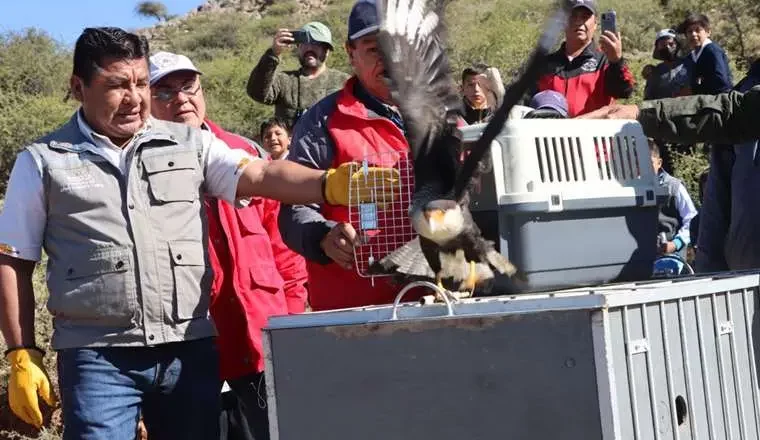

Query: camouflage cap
left=299, top=21, right=334, bottom=50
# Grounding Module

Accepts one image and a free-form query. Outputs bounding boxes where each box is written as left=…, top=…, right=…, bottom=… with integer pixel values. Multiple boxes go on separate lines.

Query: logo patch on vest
left=59, top=167, right=105, bottom=192
left=580, top=58, right=599, bottom=72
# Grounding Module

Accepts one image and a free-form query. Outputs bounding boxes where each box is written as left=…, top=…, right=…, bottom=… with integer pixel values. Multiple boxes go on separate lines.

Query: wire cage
left=347, top=150, right=416, bottom=278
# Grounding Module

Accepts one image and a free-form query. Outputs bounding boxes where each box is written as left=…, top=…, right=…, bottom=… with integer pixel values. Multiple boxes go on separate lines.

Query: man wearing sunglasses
left=149, top=50, right=308, bottom=440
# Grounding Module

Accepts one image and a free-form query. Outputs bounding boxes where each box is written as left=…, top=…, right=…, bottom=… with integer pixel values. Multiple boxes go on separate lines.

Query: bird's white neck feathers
left=413, top=204, right=466, bottom=245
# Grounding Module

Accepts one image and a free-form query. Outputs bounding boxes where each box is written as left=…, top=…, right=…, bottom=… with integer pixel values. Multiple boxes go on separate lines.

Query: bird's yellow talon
left=465, top=260, right=478, bottom=295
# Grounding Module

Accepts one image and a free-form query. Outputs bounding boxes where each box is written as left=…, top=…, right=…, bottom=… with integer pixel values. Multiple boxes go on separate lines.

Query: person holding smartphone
left=247, top=21, right=349, bottom=128
left=531, top=0, right=634, bottom=117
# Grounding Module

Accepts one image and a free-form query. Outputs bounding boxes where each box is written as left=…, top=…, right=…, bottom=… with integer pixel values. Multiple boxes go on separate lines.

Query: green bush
left=199, top=55, right=273, bottom=139
left=160, top=12, right=248, bottom=62
left=0, top=29, right=74, bottom=195
left=0, top=29, right=70, bottom=96
left=0, top=94, right=76, bottom=193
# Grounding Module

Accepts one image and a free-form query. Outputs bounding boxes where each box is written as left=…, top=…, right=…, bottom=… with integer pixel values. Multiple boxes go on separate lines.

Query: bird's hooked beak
left=424, top=209, right=446, bottom=231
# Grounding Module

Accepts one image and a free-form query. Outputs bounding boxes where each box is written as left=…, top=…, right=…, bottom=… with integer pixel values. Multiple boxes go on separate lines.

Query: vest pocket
left=169, top=240, right=211, bottom=320
left=48, top=248, right=135, bottom=326
left=143, top=152, right=201, bottom=203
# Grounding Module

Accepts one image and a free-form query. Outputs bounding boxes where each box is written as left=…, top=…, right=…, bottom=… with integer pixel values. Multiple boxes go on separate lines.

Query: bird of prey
left=367, top=0, right=569, bottom=294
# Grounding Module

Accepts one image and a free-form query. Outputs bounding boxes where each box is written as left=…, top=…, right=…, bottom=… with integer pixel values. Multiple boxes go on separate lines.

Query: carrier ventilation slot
left=534, top=137, right=586, bottom=183
left=593, top=135, right=641, bottom=181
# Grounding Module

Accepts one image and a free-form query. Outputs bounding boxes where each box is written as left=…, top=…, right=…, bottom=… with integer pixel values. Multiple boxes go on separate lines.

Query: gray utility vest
left=657, top=170, right=684, bottom=242
left=26, top=115, right=215, bottom=350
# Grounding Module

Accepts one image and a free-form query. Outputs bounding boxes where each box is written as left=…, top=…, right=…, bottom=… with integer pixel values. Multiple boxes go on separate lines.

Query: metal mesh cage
left=347, top=150, right=416, bottom=277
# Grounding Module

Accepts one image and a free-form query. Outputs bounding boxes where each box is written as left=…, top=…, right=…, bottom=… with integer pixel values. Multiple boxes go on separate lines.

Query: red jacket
left=300, top=78, right=427, bottom=311
left=204, top=119, right=308, bottom=380
left=537, top=42, right=635, bottom=117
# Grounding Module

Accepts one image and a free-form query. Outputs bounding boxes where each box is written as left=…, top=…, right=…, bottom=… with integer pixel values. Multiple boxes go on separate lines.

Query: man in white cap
left=644, top=28, right=691, bottom=100
left=149, top=50, right=309, bottom=440
left=643, top=28, right=693, bottom=175
left=0, top=27, right=396, bottom=438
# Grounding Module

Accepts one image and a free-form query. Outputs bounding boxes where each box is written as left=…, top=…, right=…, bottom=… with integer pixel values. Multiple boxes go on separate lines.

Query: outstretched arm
left=579, top=86, right=760, bottom=146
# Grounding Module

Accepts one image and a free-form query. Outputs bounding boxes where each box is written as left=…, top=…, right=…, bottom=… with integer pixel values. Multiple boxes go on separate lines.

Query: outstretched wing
left=367, top=237, right=436, bottom=278
left=375, top=0, right=460, bottom=162
left=453, top=2, right=569, bottom=201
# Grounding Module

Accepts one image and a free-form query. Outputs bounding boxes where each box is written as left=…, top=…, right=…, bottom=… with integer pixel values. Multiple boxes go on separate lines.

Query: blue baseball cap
left=348, top=0, right=379, bottom=41
left=568, top=0, right=597, bottom=16
left=529, top=90, right=569, bottom=118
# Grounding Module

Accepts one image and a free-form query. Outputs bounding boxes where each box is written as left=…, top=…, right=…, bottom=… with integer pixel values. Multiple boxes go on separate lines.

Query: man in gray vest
left=649, top=139, right=698, bottom=259
left=0, top=27, right=396, bottom=439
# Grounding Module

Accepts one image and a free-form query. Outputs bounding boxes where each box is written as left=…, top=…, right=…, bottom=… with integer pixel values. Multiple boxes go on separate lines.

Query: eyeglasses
left=152, top=83, right=201, bottom=102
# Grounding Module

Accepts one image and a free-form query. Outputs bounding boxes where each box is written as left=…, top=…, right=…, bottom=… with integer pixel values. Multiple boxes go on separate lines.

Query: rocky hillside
left=138, top=0, right=331, bottom=43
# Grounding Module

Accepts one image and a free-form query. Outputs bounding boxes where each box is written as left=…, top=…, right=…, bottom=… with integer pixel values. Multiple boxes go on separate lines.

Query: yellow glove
left=6, top=348, right=57, bottom=428
left=323, top=162, right=400, bottom=207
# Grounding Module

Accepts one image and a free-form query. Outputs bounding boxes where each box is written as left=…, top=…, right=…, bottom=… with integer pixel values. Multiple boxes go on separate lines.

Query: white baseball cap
left=149, top=51, right=203, bottom=85
left=655, top=28, right=677, bottom=42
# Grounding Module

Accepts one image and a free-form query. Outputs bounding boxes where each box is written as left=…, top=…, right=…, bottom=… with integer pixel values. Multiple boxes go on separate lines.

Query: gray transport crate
left=459, top=119, right=667, bottom=292
left=263, top=272, right=760, bottom=439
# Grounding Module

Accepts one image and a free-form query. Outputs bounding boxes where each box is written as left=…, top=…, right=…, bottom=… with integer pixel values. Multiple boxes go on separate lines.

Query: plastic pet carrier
left=460, top=119, right=667, bottom=292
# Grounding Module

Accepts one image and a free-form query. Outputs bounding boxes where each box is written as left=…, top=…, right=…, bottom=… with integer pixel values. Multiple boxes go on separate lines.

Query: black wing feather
left=375, top=0, right=460, bottom=163
left=453, top=4, right=569, bottom=200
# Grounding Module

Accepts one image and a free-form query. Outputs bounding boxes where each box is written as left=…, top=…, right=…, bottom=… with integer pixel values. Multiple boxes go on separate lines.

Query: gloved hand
left=6, top=348, right=57, bottom=428
left=323, top=162, right=400, bottom=208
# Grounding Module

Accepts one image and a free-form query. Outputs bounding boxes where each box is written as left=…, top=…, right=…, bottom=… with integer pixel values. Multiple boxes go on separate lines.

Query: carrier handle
left=390, top=281, right=455, bottom=320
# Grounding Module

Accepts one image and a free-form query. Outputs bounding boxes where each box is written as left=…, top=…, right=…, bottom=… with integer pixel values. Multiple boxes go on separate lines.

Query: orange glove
left=6, top=348, right=57, bottom=428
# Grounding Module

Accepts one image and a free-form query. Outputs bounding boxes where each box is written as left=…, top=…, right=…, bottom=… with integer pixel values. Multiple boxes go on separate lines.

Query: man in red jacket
left=534, top=0, right=634, bottom=117
left=279, top=0, right=428, bottom=311
left=149, top=50, right=308, bottom=440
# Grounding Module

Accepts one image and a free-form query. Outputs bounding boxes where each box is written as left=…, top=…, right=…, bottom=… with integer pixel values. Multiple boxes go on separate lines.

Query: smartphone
left=601, top=10, right=617, bottom=35
left=291, top=30, right=310, bottom=44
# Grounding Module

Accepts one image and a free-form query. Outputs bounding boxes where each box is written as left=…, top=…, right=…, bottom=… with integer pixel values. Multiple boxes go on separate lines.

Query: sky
left=0, top=0, right=204, bottom=47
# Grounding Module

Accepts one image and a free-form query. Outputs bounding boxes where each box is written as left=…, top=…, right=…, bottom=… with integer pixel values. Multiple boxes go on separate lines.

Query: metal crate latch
left=718, top=321, right=734, bottom=335
left=642, top=188, right=657, bottom=207
left=628, top=338, right=650, bottom=355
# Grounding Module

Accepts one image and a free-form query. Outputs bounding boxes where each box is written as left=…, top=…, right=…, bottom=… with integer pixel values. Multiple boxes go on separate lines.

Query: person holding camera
left=533, top=0, right=634, bottom=117
left=247, top=22, right=349, bottom=128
